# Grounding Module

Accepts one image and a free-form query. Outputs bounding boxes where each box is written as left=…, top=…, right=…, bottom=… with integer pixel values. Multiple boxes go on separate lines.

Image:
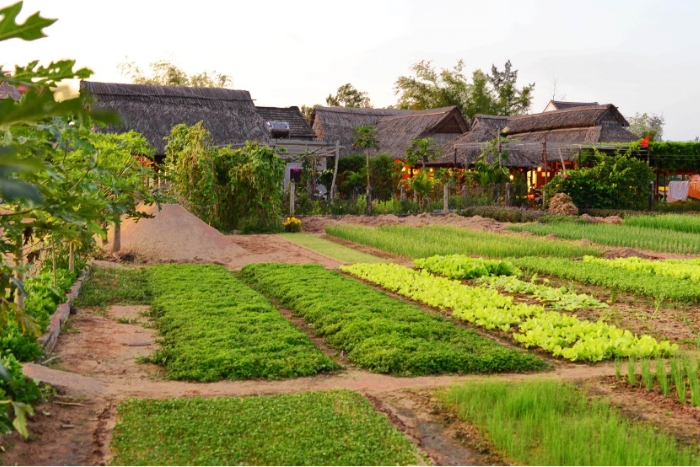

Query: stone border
left=37, top=263, right=92, bottom=354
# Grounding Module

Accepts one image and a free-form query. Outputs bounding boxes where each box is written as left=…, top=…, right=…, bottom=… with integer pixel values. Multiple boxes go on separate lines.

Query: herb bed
left=148, top=264, right=339, bottom=381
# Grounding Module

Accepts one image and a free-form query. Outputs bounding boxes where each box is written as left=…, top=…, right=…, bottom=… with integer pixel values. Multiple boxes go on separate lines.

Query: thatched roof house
left=439, top=104, right=639, bottom=168
left=256, top=106, right=315, bottom=140
left=80, top=81, right=269, bottom=155
left=309, top=106, right=468, bottom=159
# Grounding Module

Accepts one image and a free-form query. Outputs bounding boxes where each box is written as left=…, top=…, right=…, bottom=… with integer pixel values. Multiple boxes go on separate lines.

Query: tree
left=628, top=112, right=665, bottom=142
left=299, top=104, right=319, bottom=121
left=326, top=83, right=372, bottom=108
left=404, top=137, right=441, bottom=175
left=394, top=59, right=534, bottom=119
left=488, top=60, right=535, bottom=116
left=352, top=125, right=380, bottom=214
left=119, top=60, right=231, bottom=88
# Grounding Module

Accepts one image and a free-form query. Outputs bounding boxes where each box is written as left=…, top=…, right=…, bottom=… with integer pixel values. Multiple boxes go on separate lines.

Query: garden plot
left=111, top=390, right=422, bottom=466
left=343, top=263, right=676, bottom=362
left=148, top=264, right=339, bottom=381
left=240, top=262, right=547, bottom=375
left=442, top=379, right=700, bottom=465
left=326, top=224, right=602, bottom=259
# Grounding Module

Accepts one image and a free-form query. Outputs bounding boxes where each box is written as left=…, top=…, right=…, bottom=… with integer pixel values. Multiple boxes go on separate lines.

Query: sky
left=4, top=0, right=700, bottom=140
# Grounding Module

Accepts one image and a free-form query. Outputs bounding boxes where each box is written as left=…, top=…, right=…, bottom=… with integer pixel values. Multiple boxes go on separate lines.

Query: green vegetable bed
left=240, top=263, right=547, bottom=375
left=326, top=224, right=601, bottom=259
left=278, top=232, right=386, bottom=263
left=111, top=390, right=421, bottom=466
left=443, top=380, right=699, bottom=465
left=148, top=264, right=339, bottom=381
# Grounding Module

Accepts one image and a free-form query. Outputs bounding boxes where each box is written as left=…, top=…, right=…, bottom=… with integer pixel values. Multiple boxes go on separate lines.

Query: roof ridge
left=507, top=105, right=610, bottom=121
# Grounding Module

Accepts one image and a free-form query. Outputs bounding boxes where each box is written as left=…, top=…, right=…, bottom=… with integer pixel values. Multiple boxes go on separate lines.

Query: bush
left=545, top=153, right=654, bottom=210
left=282, top=217, right=302, bottom=232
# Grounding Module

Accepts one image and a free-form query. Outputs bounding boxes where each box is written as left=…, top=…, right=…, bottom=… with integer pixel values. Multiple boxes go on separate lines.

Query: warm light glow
left=537, top=167, right=542, bottom=172
left=509, top=174, right=514, bottom=180
left=401, top=167, right=406, bottom=172
left=429, top=168, right=434, bottom=172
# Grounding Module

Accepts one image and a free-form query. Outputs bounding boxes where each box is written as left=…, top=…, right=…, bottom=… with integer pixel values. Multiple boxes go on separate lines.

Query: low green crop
left=240, top=263, right=547, bottom=375
left=512, top=256, right=700, bottom=303
left=111, top=390, right=422, bottom=466
left=624, top=214, right=700, bottom=235
left=414, top=254, right=520, bottom=279
left=343, top=263, right=676, bottom=362
left=442, top=379, right=700, bottom=465
left=326, top=224, right=601, bottom=259
left=147, top=264, right=339, bottom=381
left=509, top=222, right=700, bottom=254
left=75, top=266, right=152, bottom=307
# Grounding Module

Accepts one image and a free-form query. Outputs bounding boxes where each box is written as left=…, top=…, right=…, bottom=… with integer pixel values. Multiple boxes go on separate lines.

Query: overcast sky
left=4, top=0, right=699, bottom=140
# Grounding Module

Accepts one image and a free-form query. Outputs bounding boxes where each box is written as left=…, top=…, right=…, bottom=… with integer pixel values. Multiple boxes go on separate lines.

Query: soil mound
left=605, top=247, right=659, bottom=260
left=548, top=193, right=579, bottom=216
left=105, top=204, right=248, bottom=264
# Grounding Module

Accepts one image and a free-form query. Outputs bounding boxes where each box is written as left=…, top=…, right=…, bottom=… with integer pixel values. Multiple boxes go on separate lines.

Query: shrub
left=282, top=217, right=302, bottom=232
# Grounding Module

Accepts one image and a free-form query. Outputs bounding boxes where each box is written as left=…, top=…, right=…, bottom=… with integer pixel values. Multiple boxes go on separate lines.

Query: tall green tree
left=352, top=125, right=379, bottom=214
left=326, top=83, right=372, bottom=108
left=119, top=60, right=232, bottom=88
left=404, top=137, right=441, bottom=176
left=628, top=112, right=665, bottom=142
left=394, top=59, right=534, bottom=119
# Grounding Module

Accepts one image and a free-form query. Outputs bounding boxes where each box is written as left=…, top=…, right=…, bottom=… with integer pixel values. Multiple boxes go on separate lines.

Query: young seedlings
left=627, top=358, right=636, bottom=387
left=656, top=358, right=670, bottom=397
left=640, top=358, right=654, bottom=391
left=614, top=357, right=623, bottom=379
left=671, top=357, right=687, bottom=404
left=683, top=356, right=700, bottom=407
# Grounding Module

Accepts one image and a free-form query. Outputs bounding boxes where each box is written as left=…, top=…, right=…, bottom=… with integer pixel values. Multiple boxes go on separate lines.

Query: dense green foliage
left=583, top=256, right=700, bottom=283
left=74, top=267, right=152, bottom=308
left=240, top=263, right=546, bottom=374
left=649, top=141, right=700, bottom=172
left=443, top=380, right=699, bottom=465
left=326, top=225, right=602, bottom=259
left=111, top=390, right=420, bottom=466
left=512, top=256, right=700, bottom=303
left=624, top=214, right=700, bottom=234
left=509, top=222, right=700, bottom=254
left=619, top=355, right=700, bottom=407
left=545, top=153, right=654, bottom=210
left=148, top=264, right=338, bottom=381
left=278, top=233, right=386, bottom=264
left=335, top=153, right=401, bottom=201
left=165, top=124, right=285, bottom=232
left=0, top=353, right=41, bottom=439
left=344, top=263, right=674, bottom=362
left=414, top=255, right=520, bottom=279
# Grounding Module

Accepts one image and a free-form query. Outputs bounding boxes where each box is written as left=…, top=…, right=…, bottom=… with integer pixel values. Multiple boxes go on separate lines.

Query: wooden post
left=52, top=239, right=58, bottom=287
left=649, top=180, right=654, bottom=211
left=329, top=141, right=340, bottom=200
left=290, top=182, right=295, bottom=217
left=443, top=184, right=449, bottom=214
left=400, top=184, right=406, bottom=201
left=68, top=243, right=75, bottom=273
left=112, top=220, right=121, bottom=253
left=462, top=186, right=468, bottom=205
left=505, top=182, right=511, bottom=207
left=101, top=221, right=108, bottom=246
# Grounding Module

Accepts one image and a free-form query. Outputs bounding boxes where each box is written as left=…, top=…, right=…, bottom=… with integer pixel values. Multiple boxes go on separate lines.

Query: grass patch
left=111, top=390, right=421, bottom=466
left=442, top=379, right=699, bottom=465
left=509, top=222, right=700, bottom=254
left=74, top=267, right=151, bottom=307
left=512, top=256, right=700, bottom=303
left=240, top=263, right=547, bottom=375
left=148, top=264, right=339, bottom=381
left=278, top=232, right=387, bottom=263
left=326, top=224, right=601, bottom=259
left=624, top=214, right=700, bottom=234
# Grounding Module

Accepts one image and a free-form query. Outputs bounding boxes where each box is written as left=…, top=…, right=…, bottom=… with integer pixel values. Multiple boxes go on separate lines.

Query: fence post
left=443, top=184, right=449, bottom=214
left=462, top=186, right=468, bottom=205
left=112, top=220, right=121, bottom=253
left=649, top=180, right=654, bottom=211
left=400, top=184, right=406, bottom=201
left=290, top=182, right=295, bottom=217
left=505, top=182, right=511, bottom=207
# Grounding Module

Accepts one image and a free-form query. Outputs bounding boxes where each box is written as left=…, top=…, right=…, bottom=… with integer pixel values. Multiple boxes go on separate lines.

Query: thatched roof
left=309, top=106, right=404, bottom=152
left=256, top=106, right=315, bottom=140
left=503, top=104, right=629, bottom=135
left=544, top=100, right=599, bottom=112
left=376, top=107, right=468, bottom=159
left=80, top=81, right=269, bottom=154
left=309, top=106, right=468, bottom=157
left=437, top=104, right=639, bottom=168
